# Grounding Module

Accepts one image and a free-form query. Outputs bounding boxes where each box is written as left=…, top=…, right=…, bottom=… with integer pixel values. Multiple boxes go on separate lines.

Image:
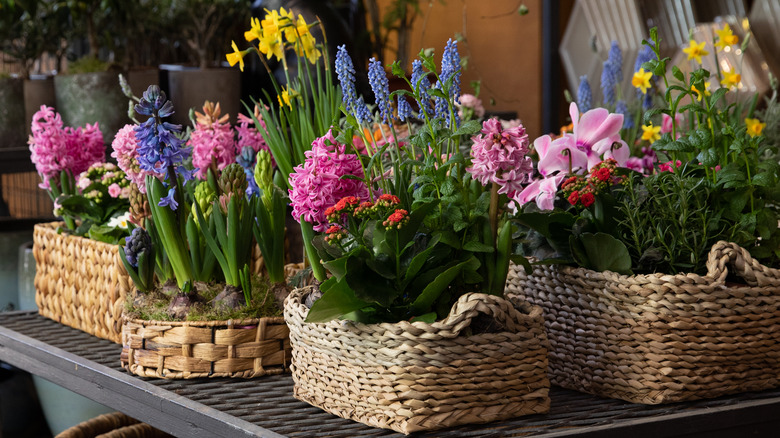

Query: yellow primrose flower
left=714, top=24, right=739, bottom=51
left=691, top=81, right=711, bottom=101
left=244, top=17, right=262, bottom=43
left=721, top=71, right=741, bottom=88
left=745, top=118, right=766, bottom=138
left=632, top=68, right=653, bottom=94
left=641, top=122, right=661, bottom=143
left=226, top=41, right=247, bottom=71
left=683, top=40, right=709, bottom=64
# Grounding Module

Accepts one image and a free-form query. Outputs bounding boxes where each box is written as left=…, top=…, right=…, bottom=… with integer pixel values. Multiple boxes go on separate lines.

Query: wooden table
left=1, top=311, right=779, bottom=437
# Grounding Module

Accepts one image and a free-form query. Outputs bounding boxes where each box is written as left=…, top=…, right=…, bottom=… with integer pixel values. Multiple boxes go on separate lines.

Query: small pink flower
left=457, top=94, right=485, bottom=119
left=108, top=183, right=122, bottom=198
left=658, top=160, right=682, bottom=173
left=111, top=124, right=160, bottom=192
left=189, top=119, right=237, bottom=180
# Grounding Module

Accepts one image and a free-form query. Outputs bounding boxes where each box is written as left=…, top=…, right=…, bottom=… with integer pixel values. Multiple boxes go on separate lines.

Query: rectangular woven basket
left=121, top=316, right=290, bottom=379
left=506, top=241, right=780, bottom=404
left=285, top=286, right=550, bottom=435
left=33, top=222, right=130, bottom=343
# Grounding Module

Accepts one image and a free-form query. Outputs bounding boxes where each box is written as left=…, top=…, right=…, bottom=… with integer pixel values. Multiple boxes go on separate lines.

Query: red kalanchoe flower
left=378, top=194, right=400, bottom=204
left=383, top=209, right=409, bottom=229
left=324, top=224, right=347, bottom=244
left=580, top=192, right=595, bottom=207
left=568, top=190, right=580, bottom=205
left=561, top=176, right=578, bottom=189
left=594, top=167, right=611, bottom=182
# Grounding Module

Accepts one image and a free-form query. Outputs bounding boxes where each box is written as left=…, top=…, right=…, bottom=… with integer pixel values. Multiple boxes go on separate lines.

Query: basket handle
left=705, top=241, right=780, bottom=286
left=437, top=292, right=543, bottom=337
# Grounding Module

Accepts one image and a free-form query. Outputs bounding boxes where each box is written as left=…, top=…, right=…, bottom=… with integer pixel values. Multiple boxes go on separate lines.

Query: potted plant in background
left=161, top=0, right=249, bottom=127
left=506, top=27, right=780, bottom=405
left=52, top=0, right=132, bottom=141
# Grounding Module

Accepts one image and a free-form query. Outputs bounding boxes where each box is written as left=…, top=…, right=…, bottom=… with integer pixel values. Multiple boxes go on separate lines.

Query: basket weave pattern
left=506, top=241, right=780, bottom=404
left=285, top=287, right=550, bottom=434
left=55, top=411, right=172, bottom=438
left=33, top=222, right=130, bottom=344
left=121, top=316, right=290, bottom=379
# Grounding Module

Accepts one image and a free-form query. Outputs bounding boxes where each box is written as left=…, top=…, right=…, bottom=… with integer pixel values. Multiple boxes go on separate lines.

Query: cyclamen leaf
left=577, top=232, right=632, bottom=274
left=305, top=277, right=371, bottom=323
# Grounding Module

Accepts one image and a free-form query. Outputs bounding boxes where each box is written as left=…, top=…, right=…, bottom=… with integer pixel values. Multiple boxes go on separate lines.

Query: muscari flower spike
left=397, top=96, right=413, bottom=122
left=411, top=59, right=433, bottom=117
left=577, top=75, right=592, bottom=113
left=368, top=57, right=393, bottom=123
left=335, top=45, right=371, bottom=125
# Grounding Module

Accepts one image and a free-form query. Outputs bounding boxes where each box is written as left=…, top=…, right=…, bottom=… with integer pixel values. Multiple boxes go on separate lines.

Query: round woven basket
left=33, top=222, right=131, bottom=344
left=55, top=412, right=171, bottom=438
left=506, top=240, right=780, bottom=404
left=285, top=287, right=550, bottom=434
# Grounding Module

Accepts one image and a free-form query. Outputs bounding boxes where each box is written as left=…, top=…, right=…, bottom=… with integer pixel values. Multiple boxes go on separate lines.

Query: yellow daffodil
left=261, top=8, right=286, bottom=42
left=244, top=17, right=262, bottom=43
left=641, top=122, right=661, bottom=143
left=683, top=40, right=709, bottom=64
left=632, top=68, right=653, bottom=94
left=745, top=118, right=766, bottom=138
left=226, top=41, right=247, bottom=71
left=691, top=81, right=711, bottom=101
left=277, top=87, right=295, bottom=109
left=714, top=24, right=739, bottom=51
left=284, top=14, right=311, bottom=44
left=721, top=71, right=741, bottom=88
left=258, top=27, right=284, bottom=61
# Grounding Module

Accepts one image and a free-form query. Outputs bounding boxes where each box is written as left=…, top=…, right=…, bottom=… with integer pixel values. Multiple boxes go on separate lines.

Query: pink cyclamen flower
left=467, top=118, right=533, bottom=199
left=624, top=157, right=645, bottom=173
left=515, top=175, right=565, bottom=211
left=108, top=183, right=122, bottom=198
left=536, top=103, right=628, bottom=178
left=189, top=118, right=237, bottom=180
left=29, top=105, right=105, bottom=189
left=288, top=130, right=371, bottom=231
left=661, top=113, right=684, bottom=138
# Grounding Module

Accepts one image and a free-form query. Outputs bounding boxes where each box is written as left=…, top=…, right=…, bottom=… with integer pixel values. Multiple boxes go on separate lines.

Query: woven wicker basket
left=33, top=222, right=130, bottom=344
left=285, top=287, right=550, bottom=434
left=505, top=240, right=780, bottom=405
left=55, top=412, right=171, bottom=438
left=121, top=316, right=290, bottom=379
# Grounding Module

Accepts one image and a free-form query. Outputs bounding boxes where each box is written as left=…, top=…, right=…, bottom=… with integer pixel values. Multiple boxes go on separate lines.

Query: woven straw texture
left=55, top=411, right=172, bottom=438
left=285, top=287, right=550, bottom=434
left=33, top=222, right=130, bottom=344
left=506, top=240, right=780, bottom=405
left=121, top=315, right=290, bottom=379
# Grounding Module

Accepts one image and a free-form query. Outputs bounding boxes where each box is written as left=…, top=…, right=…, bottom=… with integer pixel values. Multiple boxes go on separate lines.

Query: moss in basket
left=123, top=274, right=282, bottom=322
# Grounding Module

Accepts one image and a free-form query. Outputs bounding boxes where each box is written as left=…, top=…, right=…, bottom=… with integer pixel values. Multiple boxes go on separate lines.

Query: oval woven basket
left=121, top=315, right=290, bottom=379
left=34, top=222, right=131, bottom=344
left=506, top=240, right=780, bottom=404
left=285, top=287, right=550, bottom=434
left=55, top=412, right=171, bottom=438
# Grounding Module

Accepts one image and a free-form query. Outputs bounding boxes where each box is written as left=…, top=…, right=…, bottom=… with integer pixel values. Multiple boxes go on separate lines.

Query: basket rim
left=285, top=286, right=544, bottom=332
left=124, top=315, right=286, bottom=327
left=514, top=240, right=779, bottom=288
